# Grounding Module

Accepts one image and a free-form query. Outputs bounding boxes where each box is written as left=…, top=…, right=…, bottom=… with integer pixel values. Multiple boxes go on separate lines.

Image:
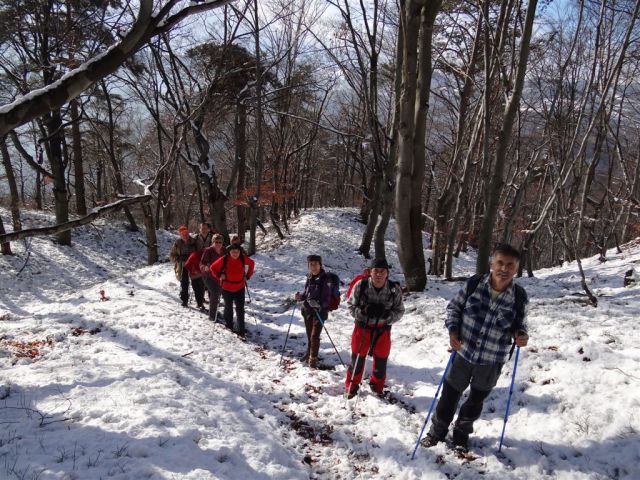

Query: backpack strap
left=464, top=273, right=484, bottom=303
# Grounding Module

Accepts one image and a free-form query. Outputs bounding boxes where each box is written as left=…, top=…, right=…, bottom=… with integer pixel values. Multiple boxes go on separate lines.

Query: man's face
left=213, top=238, right=223, bottom=251
left=200, top=224, right=210, bottom=237
left=370, top=267, right=388, bottom=288
left=230, top=249, right=241, bottom=259
left=308, top=261, right=321, bottom=275
left=490, top=252, right=519, bottom=291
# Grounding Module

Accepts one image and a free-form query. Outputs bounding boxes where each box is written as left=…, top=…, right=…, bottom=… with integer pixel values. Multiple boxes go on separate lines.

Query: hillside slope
left=1, top=208, right=638, bottom=479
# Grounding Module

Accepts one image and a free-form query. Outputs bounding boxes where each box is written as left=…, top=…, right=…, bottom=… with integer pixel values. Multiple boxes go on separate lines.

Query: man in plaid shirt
left=425, top=244, right=530, bottom=452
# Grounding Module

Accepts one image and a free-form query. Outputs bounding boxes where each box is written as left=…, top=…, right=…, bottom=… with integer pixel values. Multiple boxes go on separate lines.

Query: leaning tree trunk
left=476, top=0, right=538, bottom=273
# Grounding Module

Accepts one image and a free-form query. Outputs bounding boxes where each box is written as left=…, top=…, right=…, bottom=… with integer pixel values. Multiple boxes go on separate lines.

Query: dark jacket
left=300, top=269, right=332, bottom=314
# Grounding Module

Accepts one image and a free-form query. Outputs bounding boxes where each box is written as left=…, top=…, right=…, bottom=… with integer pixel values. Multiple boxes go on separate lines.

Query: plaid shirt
left=445, top=274, right=528, bottom=365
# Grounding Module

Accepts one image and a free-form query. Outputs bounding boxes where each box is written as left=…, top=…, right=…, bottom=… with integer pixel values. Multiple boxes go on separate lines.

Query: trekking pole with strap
left=279, top=303, right=298, bottom=366
left=498, top=346, right=520, bottom=452
left=313, top=309, right=345, bottom=367
left=411, top=350, right=456, bottom=460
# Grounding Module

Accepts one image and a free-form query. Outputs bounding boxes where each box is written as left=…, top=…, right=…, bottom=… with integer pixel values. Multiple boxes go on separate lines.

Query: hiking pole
left=345, top=327, right=368, bottom=401
left=245, top=280, right=252, bottom=304
left=313, top=309, right=346, bottom=367
left=411, top=351, right=456, bottom=460
left=279, top=303, right=298, bottom=366
left=498, top=346, right=520, bottom=453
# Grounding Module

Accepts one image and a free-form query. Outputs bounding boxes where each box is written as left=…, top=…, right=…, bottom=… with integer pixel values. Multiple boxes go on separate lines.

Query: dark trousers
left=203, top=276, right=222, bottom=319
left=302, top=308, right=326, bottom=360
left=429, top=355, right=502, bottom=441
left=191, top=277, right=205, bottom=307
left=222, top=289, right=245, bottom=334
left=180, top=267, right=190, bottom=305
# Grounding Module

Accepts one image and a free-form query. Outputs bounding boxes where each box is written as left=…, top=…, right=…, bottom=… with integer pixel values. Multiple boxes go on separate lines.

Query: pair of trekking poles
left=278, top=302, right=345, bottom=368
left=410, top=347, right=522, bottom=459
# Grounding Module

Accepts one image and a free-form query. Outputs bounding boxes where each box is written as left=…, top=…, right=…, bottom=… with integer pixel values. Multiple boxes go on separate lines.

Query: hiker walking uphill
left=169, top=226, right=198, bottom=308
left=294, top=255, right=333, bottom=369
left=423, top=243, right=530, bottom=453
left=199, top=234, right=226, bottom=321
left=210, top=244, right=255, bottom=338
left=345, top=258, right=404, bottom=398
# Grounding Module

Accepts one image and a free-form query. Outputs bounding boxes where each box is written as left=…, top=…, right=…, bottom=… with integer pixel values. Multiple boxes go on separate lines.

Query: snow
left=1, top=207, right=639, bottom=479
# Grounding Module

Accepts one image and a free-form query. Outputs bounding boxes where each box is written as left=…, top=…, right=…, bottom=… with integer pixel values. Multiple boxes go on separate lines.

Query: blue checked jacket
left=445, top=274, right=528, bottom=365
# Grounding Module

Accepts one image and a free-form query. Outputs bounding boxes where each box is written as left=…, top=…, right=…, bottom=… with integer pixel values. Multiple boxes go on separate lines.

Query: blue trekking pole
left=279, top=303, right=297, bottom=366
left=411, top=351, right=456, bottom=460
left=314, top=310, right=346, bottom=367
left=498, top=346, right=520, bottom=452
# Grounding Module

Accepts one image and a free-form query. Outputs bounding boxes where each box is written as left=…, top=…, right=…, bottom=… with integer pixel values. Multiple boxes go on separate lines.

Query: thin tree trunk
left=0, top=136, right=22, bottom=232
left=69, top=99, right=87, bottom=215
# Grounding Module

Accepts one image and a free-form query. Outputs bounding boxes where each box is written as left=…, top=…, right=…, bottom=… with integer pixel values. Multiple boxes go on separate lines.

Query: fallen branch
left=0, top=195, right=151, bottom=244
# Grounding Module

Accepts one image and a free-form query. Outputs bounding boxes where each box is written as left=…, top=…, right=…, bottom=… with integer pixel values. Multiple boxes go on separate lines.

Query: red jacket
left=184, top=251, right=203, bottom=278
left=210, top=254, right=255, bottom=292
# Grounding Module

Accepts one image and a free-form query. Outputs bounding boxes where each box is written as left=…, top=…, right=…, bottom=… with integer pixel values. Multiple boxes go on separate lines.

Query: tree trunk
left=0, top=136, right=22, bottom=232
left=395, top=0, right=441, bottom=291
left=0, top=214, right=11, bottom=255
left=476, top=0, right=538, bottom=273
left=141, top=200, right=158, bottom=264
left=70, top=99, right=87, bottom=215
left=45, top=110, right=71, bottom=245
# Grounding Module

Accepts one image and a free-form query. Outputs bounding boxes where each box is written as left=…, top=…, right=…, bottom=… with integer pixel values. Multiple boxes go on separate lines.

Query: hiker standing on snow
left=294, top=255, right=332, bottom=369
left=199, top=234, right=227, bottom=320
left=170, top=225, right=198, bottom=307
left=210, top=243, right=255, bottom=338
left=424, top=243, right=529, bottom=453
left=195, top=222, right=213, bottom=251
left=345, top=258, right=404, bottom=398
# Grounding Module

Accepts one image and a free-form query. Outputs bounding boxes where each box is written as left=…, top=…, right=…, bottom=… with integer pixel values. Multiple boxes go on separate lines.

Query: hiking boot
left=198, top=304, right=207, bottom=312
left=308, top=357, right=318, bottom=369
left=300, top=351, right=310, bottom=363
left=344, top=386, right=359, bottom=399
left=181, top=300, right=188, bottom=308
left=421, top=433, right=443, bottom=448
left=452, top=431, right=469, bottom=453
left=368, top=381, right=384, bottom=396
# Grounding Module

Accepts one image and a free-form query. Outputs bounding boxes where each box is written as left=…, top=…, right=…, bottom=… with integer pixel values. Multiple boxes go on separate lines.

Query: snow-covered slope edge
left=0, top=208, right=638, bottom=479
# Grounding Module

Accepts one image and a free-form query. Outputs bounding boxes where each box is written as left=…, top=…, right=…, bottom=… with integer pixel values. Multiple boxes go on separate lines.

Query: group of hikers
left=169, top=222, right=254, bottom=338
left=171, top=226, right=530, bottom=453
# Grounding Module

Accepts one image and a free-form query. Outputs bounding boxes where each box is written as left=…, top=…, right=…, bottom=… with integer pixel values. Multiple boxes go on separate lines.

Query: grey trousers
left=429, top=354, right=503, bottom=439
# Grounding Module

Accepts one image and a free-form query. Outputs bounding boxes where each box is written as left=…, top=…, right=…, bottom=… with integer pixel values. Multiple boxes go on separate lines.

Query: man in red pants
left=345, top=258, right=404, bottom=398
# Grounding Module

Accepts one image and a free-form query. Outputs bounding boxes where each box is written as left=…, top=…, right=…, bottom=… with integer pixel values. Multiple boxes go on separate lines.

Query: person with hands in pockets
left=424, top=243, right=530, bottom=453
left=344, top=258, right=404, bottom=398
left=295, top=254, right=331, bottom=369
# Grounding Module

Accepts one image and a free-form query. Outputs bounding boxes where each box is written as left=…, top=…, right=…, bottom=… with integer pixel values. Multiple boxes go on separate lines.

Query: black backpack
left=465, top=273, right=527, bottom=358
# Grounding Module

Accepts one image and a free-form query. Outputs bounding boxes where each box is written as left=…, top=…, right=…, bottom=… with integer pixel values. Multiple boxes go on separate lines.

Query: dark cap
left=370, top=258, right=390, bottom=270
left=228, top=243, right=241, bottom=251
left=307, top=255, right=322, bottom=264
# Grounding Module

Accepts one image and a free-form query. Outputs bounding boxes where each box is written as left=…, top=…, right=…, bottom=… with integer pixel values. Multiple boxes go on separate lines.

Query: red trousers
left=344, top=325, right=391, bottom=394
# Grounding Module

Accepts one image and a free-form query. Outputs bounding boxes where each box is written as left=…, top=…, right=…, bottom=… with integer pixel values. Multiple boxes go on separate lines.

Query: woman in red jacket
left=210, top=244, right=255, bottom=338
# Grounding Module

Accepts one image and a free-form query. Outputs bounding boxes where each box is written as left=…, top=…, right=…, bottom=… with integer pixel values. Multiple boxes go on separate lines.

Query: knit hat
left=213, top=234, right=224, bottom=242
left=228, top=243, right=241, bottom=251
left=370, top=258, right=390, bottom=270
left=307, top=254, right=322, bottom=264
left=177, top=225, right=189, bottom=233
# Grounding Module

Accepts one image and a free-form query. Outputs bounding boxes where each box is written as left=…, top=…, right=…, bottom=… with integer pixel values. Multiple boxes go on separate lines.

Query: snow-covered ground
left=1, top=207, right=639, bottom=479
